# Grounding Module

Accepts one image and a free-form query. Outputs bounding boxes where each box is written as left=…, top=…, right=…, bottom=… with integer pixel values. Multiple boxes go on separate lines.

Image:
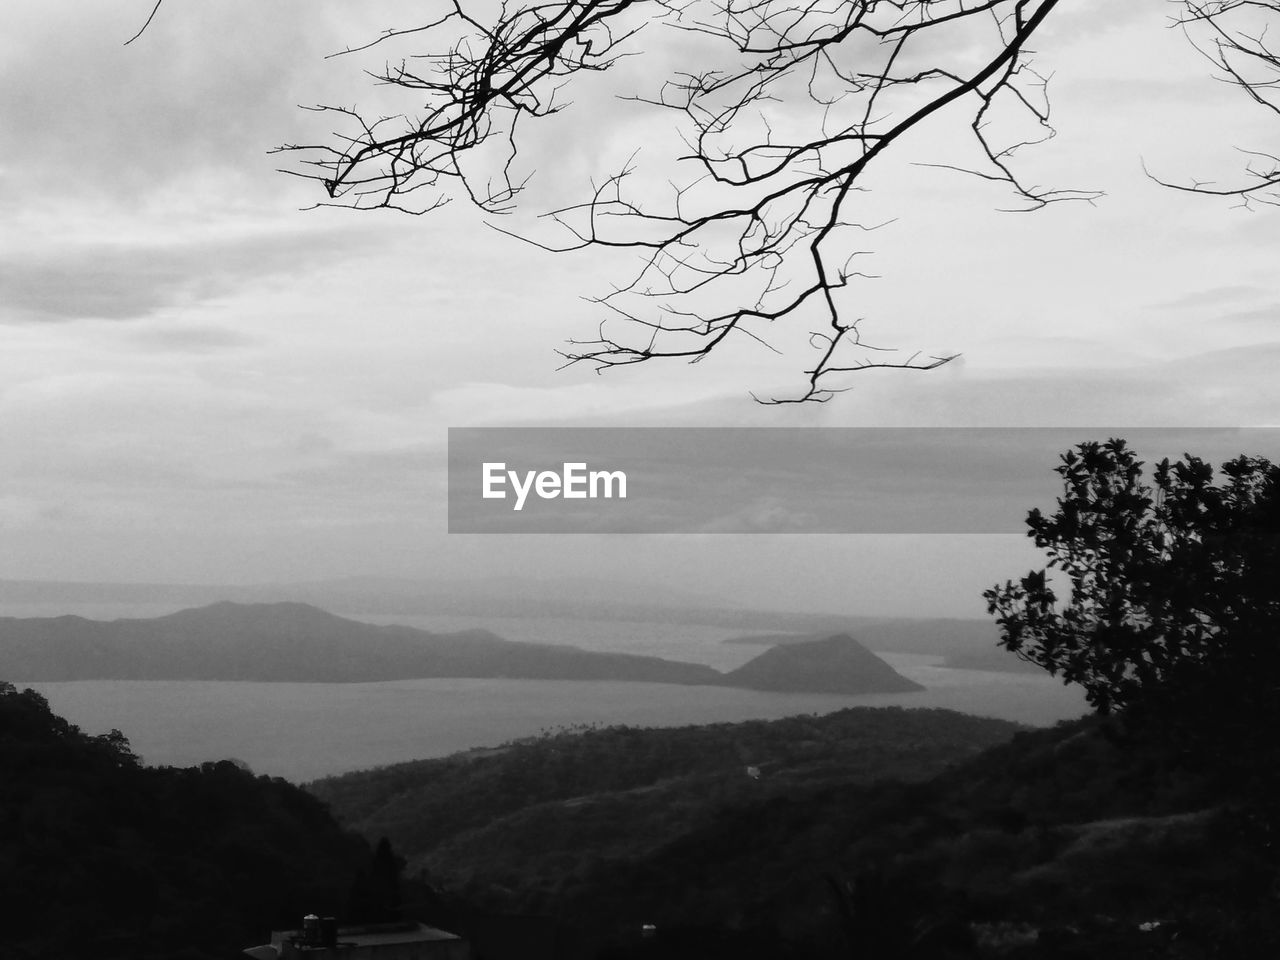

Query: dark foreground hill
left=0, top=602, right=921, bottom=694
left=0, top=682, right=381, bottom=960
left=312, top=710, right=1279, bottom=958
left=308, top=709, right=1019, bottom=907
left=6, top=676, right=1275, bottom=959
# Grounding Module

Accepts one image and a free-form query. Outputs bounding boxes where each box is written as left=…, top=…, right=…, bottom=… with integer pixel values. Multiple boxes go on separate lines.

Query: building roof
left=267, top=921, right=462, bottom=951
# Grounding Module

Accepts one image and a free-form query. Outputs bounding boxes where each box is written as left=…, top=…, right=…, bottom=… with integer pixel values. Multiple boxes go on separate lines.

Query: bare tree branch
left=277, top=1, right=1104, bottom=401
left=1152, top=1, right=1280, bottom=206
left=124, top=0, right=165, bottom=46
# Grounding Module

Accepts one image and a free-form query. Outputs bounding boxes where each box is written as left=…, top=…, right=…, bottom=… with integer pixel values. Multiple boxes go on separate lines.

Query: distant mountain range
left=0, top=602, right=921, bottom=695
left=0, top=576, right=944, bottom=635
left=0, top=576, right=1032, bottom=673
left=0, top=575, right=727, bottom=621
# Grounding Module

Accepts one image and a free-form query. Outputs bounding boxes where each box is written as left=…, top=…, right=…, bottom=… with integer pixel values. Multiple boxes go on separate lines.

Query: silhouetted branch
left=124, top=0, right=165, bottom=46
left=280, top=0, right=1099, bottom=400
left=1152, top=1, right=1280, bottom=206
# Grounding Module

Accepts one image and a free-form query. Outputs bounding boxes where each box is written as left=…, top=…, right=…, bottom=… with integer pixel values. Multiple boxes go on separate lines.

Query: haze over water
left=27, top=657, right=1086, bottom=782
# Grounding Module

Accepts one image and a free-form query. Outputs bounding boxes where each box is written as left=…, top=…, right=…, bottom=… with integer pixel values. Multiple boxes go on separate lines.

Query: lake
left=25, top=654, right=1087, bottom=782
left=9, top=603, right=1088, bottom=781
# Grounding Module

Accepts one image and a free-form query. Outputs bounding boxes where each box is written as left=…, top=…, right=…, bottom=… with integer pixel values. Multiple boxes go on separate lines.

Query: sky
left=1, top=0, right=1277, bottom=618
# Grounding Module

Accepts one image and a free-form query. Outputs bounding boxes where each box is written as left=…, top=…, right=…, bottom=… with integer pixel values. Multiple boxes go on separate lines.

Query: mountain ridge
left=0, top=576, right=944, bottom=634
left=0, top=601, right=920, bottom=695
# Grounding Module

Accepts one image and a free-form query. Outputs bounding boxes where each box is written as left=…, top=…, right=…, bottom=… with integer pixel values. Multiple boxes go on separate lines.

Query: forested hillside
left=313, top=709, right=1278, bottom=958
left=0, top=682, right=392, bottom=960
left=310, top=710, right=1018, bottom=930
left=6, top=674, right=1276, bottom=959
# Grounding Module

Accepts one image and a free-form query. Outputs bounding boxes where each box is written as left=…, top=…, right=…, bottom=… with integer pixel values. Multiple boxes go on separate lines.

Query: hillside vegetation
left=6, top=674, right=1275, bottom=958
left=0, top=682, right=389, bottom=960
left=309, top=710, right=1019, bottom=914
left=312, top=708, right=1278, bottom=958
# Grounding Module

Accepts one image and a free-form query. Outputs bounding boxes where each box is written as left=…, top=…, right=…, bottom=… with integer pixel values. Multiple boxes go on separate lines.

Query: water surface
left=27, top=663, right=1086, bottom=782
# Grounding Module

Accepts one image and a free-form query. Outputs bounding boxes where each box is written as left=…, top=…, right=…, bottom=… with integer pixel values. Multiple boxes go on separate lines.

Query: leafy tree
left=0, top=683, right=376, bottom=959
left=985, top=439, right=1280, bottom=776
left=348, top=836, right=406, bottom=923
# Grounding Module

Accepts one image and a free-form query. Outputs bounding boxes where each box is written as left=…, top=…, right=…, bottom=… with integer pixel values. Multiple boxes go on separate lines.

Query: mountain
left=0, top=682, right=377, bottom=959
left=0, top=576, right=865, bottom=631
left=309, top=710, right=1276, bottom=957
left=723, top=618, right=1004, bottom=652
left=0, top=603, right=924, bottom=695
left=0, top=574, right=724, bottom=611
left=718, top=633, right=925, bottom=694
left=724, top=618, right=1041, bottom=674
left=0, top=602, right=721, bottom=685
left=307, top=707, right=1022, bottom=893
left=0, top=578, right=1033, bottom=671
left=722, top=631, right=836, bottom=646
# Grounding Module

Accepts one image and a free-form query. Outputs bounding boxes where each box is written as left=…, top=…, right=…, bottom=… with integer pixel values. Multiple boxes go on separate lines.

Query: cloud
left=784, top=342, right=1280, bottom=428
left=0, top=226, right=384, bottom=324
left=125, top=324, right=258, bottom=353
left=1040, top=0, right=1159, bottom=45
left=1154, top=285, right=1267, bottom=311
left=0, top=2, right=347, bottom=207
left=1221, top=305, right=1280, bottom=327
left=425, top=380, right=740, bottom=427
left=689, top=498, right=824, bottom=534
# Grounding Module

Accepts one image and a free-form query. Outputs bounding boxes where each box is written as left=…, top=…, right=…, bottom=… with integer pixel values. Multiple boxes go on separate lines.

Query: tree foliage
left=984, top=439, right=1280, bottom=744
left=0, top=683, right=383, bottom=959
left=309, top=708, right=1019, bottom=875
left=318, top=709, right=1278, bottom=955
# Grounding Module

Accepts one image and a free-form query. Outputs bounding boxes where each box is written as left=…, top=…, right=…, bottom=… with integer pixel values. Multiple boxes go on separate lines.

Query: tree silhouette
left=0, top=683, right=373, bottom=959
left=369, top=836, right=405, bottom=922
left=985, top=439, right=1280, bottom=793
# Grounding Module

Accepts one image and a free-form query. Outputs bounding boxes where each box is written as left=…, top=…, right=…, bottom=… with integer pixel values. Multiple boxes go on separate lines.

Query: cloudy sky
left=2, top=0, right=1277, bottom=617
